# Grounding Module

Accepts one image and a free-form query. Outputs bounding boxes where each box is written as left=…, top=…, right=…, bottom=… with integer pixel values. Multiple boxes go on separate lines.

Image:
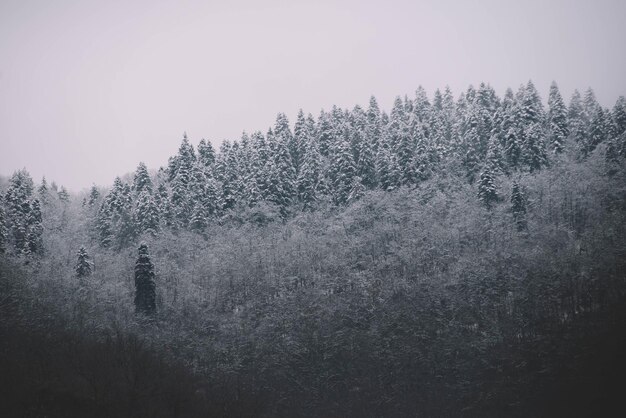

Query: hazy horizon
left=2, top=0, right=626, bottom=191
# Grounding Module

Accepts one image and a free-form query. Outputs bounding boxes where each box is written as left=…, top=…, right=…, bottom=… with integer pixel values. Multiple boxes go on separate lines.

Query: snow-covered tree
left=75, top=246, right=93, bottom=278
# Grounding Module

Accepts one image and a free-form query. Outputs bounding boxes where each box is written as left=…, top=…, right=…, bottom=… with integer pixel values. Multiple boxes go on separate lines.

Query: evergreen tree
left=38, top=177, right=50, bottom=205
left=189, top=200, right=209, bottom=233
left=87, top=184, right=100, bottom=207
left=521, top=123, right=547, bottom=172
left=75, top=246, right=93, bottom=278
left=568, top=90, right=587, bottom=145
left=328, top=130, right=356, bottom=205
left=26, top=199, right=43, bottom=256
left=96, top=203, right=113, bottom=248
left=133, top=162, right=153, bottom=194
left=0, top=194, right=7, bottom=254
left=197, top=138, right=216, bottom=168
left=511, top=181, right=527, bottom=231
left=266, top=137, right=297, bottom=216
left=134, top=243, right=156, bottom=315
left=477, top=166, right=499, bottom=209
left=135, top=191, right=160, bottom=236
left=356, top=132, right=377, bottom=189
left=297, top=137, right=324, bottom=209
left=317, top=110, right=334, bottom=157
left=58, top=186, right=70, bottom=202
left=547, top=81, right=569, bottom=153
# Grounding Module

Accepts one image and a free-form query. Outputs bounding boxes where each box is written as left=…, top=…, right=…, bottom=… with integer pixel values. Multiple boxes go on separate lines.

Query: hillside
left=1, top=83, right=626, bottom=416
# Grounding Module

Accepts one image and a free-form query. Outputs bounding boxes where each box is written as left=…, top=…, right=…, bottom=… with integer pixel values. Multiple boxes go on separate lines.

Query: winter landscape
left=2, top=1, right=626, bottom=417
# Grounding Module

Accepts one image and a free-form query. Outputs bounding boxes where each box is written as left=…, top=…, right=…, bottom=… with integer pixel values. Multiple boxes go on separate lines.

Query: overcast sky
left=1, top=0, right=625, bottom=191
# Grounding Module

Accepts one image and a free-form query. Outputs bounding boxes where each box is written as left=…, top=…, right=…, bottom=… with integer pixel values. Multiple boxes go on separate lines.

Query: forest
left=2, top=81, right=626, bottom=417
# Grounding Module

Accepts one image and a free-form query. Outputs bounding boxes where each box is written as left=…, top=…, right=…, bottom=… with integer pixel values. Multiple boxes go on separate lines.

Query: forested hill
left=1, top=82, right=626, bottom=417
left=1, top=81, right=626, bottom=253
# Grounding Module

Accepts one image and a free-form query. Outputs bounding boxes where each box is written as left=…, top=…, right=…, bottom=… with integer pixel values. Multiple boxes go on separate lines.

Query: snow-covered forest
left=2, top=82, right=626, bottom=417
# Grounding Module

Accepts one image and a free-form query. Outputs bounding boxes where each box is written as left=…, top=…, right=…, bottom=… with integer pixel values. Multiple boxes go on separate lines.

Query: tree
left=547, top=81, right=569, bottom=153
left=58, top=186, right=70, bottom=202
left=197, top=138, right=216, bottom=168
left=133, top=162, right=153, bottom=194
left=96, top=203, right=113, bottom=248
left=87, top=185, right=100, bottom=207
left=511, top=181, right=527, bottom=231
left=297, top=137, right=324, bottom=209
left=27, top=199, right=43, bottom=256
left=135, top=191, right=160, bottom=236
left=134, top=243, right=156, bottom=315
left=75, top=246, right=93, bottom=278
left=0, top=194, right=7, bottom=254
left=477, top=166, right=499, bottom=209
left=38, top=177, right=50, bottom=205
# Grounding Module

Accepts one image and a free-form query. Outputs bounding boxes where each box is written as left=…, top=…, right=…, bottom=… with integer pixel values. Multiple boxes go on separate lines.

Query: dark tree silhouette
left=134, top=242, right=156, bottom=315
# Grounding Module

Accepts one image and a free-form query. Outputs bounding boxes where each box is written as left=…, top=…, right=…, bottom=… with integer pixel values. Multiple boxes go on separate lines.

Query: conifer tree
left=197, top=138, right=216, bottom=168
left=356, top=133, right=377, bottom=189
left=96, top=203, right=113, bottom=248
left=189, top=201, right=208, bottom=233
left=521, top=123, right=547, bottom=172
left=133, top=162, right=153, bottom=194
left=328, top=131, right=356, bottom=205
left=27, top=199, right=43, bottom=256
left=58, top=186, right=70, bottom=202
left=317, top=111, right=334, bottom=157
left=477, top=166, right=499, bottom=209
left=568, top=90, right=586, bottom=144
left=547, top=81, right=569, bottom=153
left=612, top=97, right=626, bottom=139
left=75, top=246, right=92, bottom=278
left=135, top=191, right=160, bottom=236
left=266, top=137, right=297, bottom=216
left=511, top=181, right=527, bottom=231
left=297, top=137, right=323, bottom=209
left=38, top=177, right=49, bottom=205
left=587, top=106, right=608, bottom=154
left=87, top=184, right=100, bottom=207
left=0, top=195, right=7, bottom=254
left=134, top=243, right=156, bottom=315
left=293, top=109, right=308, bottom=172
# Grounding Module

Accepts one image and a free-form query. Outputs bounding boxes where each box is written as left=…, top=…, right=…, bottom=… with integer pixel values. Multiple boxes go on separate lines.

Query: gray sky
left=1, top=0, right=625, bottom=191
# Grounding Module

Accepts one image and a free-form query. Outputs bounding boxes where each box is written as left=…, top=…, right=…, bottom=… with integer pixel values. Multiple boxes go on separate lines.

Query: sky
left=1, top=0, right=625, bottom=191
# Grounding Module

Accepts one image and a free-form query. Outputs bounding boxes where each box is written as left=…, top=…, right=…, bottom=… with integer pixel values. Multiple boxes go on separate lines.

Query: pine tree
left=477, top=166, right=499, bottom=209
left=587, top=106, right=608, bottom=154
left=547, top=81, right=569, bottom=153
left=135, top=191, right=160, bottom=236
left=75, top=246, right=93, bottom=278
left=521, top=123, right=547, bottom=172
left=317, top=110, right=334, bottom=157
left=58, top=186, right=70, bottom=202
left=0, top=194, right=7, bottom=254
left=134, top=243, right=156, bottom=315
left=568, top=90, right=586, bottom=145
left=356, top=132, right=377, bottom=189
left=329, top=130, right=356, bottom=205
left=266, top=138, right=297, bottom=216
left=96, top=203, right=113, bottom=248
left=170, top=160, right=192, bottom=227
left=297, top=137, right=323, bottom=209
left=197, top=138, right=216, bottom=168
left=87, top=184, right=100, bottom=207
left=293, top=109, right=308, bottom=172
left=133, top=162, right=153, bottom=194
left=38, top=177, right=50, bottom=205
left=511, top=181, right=527, bottom=231
left=189, top=200, right=208, bottom=233
left=27, top=199, right=44, bottom=256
